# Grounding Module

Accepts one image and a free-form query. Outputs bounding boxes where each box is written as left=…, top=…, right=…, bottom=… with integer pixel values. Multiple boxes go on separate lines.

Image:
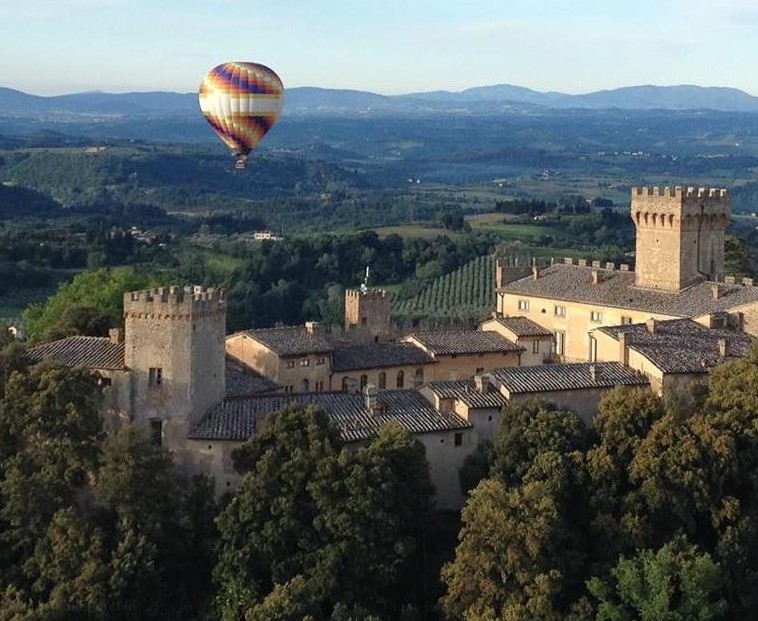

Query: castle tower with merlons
left=345, top=287, right=392, bottom=343
left=631, top=186, right=730, bottom=291
left=123, top=286, right=226, bottom=450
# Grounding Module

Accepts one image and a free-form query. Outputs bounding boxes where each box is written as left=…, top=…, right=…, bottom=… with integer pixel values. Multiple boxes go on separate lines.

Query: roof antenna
left=361, top=266, right=370, bottom=293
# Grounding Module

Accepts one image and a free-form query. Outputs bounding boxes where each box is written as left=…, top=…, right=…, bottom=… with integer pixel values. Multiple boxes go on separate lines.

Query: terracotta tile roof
left=488, top=316, right=553, bottom=337
left=27, top=336, right=125, bottom=370
left=188, top=389, right=471, bottom=442
left=595, top=319, right=754, bottom=374
left=242, top=326, right=334, bottom=356
left=424, top=380, right=508, bottom=409
left=491, top=362, right=649, bottom=394
left=499, top=264, right=758, bottom=317
left=225, top=355, right=280, bottom=396
left=331, top=343, right=436, bottom=372
left=405, top=330, right=523, bottom=356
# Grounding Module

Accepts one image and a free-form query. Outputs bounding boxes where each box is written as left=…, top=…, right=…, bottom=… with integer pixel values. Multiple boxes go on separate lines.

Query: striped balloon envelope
left=199, top=62, right=284, bottom=169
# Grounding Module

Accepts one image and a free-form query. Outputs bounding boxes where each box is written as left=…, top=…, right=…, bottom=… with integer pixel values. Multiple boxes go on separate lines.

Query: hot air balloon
left=199, top=62, right=284, bottom=169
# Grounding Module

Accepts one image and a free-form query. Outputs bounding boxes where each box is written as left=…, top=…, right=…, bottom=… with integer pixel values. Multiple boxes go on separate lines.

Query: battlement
left=124, top=285, right=226, bottom=318
left=345, top=287, right=390, bottom=300
left=632, top=186, right=729, bottom=199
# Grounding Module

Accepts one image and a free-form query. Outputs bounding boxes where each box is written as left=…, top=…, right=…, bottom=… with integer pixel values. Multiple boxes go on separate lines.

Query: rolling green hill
left=393, top=254, right=496, bottom=322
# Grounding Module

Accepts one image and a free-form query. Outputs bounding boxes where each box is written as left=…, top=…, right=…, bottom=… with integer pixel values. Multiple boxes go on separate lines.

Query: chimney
left=592, top=269, right=602, bottom=285
left=718, top=338, right=730, bottom=358
left=474, top=373, right=490, bottom=393
left=711, top=284, right=722, bottom=300
left=532, top=265, right=540, bottom=280
left=589, top=363, right=598, bottom=382
left=109, top=328, right=124, bottom=344
left=364, top=383, right=379, bottom=414
left=305, top=321, right=320, bottom=335
left=645, top=318, right=657, bottom=335
left=618, top=332, right=629, bottom=366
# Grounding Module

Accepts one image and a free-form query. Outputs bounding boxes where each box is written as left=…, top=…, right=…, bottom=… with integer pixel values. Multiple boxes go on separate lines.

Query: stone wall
left=123, top=286, right=226, bottom=454
left=631, top=186, right=729, bottom=291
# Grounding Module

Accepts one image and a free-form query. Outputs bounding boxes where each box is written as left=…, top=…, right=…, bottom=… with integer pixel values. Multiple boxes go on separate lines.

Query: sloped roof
left=225, top=355, right=280, bottom=396
left=491, top=362, right=649, bottom=394
left=240, top=326, right=334, bottom=356
left=499, top=264, right=758, bottom=317
left=405, top=330, right=523, bottom=356
left=595, top=319, right=754, bottom=374
left=27, top=336, right=125, bottom=371
left=331, top=342, right=436, bottom=372
left=487, top=316, right=553, bottom=337
left=188, top=389, right=471, bottom=442
left=423, top=380, right=508, bottom=409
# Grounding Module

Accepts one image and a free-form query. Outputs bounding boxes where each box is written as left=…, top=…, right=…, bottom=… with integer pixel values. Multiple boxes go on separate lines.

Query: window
left=476, top=367, right=484, bottom=373
left=378, top=372, right=386, bottom=389
left=148, top=367, right=162, bottom=387
left=397, top=370, right=405, bottom=388
left=315, top=356, right=326, bottom=366
left=454, top=432, right=463, bottom=447
left=554, top=305, right=566, bottom=317
left=98, top=376, right=112, bottom=387
left=285, top=360, right=296, bottom=368
left=300, top=359, right=310, bottom=367
left=301, top=378, right=310, bottom=392
left=315, top=381, right=324, bottom=392
left=149, top=419, right=163, bottom=446
left=518, top=299, right=530, bottom=311
left=341, top=377, right=349, bottom=392
left=414, top=368, right=424, bottom=387
left=621, top=316, right=633, bottom=325
left=532, top=340, right=540, bottom=354
left=590, top=310, right=603, bottom=323
left=360, top=374, right=368, bottom=390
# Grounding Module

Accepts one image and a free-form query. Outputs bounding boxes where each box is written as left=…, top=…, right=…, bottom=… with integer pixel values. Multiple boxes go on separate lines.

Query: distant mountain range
left=2, top=84, right=758, bottom=117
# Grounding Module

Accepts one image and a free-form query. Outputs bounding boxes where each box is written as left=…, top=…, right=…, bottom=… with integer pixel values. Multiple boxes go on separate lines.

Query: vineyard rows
left=393, top=255, right=496, bottom=321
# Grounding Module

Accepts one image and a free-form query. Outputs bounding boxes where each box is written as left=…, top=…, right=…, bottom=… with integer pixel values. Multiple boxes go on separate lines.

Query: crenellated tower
left=631, top=186, right=730, bottom=291
left=344, top=287, right=392, bottom=343
left=123, top=285, right=226, bottom=449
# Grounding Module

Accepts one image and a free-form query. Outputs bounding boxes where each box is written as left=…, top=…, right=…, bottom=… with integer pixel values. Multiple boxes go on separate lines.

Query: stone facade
left=123, top=286, right=226, bottom=456
left=344, top=287, right=392, bottom=342
left=632, top=186, right=729, bottom=291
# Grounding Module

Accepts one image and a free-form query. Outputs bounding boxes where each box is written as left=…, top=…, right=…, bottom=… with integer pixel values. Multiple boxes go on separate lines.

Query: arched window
left=414, top=368, right=424, bottom=387
left=378, top=371, right=387, bottom=389
left=397, top=370, right=405, bottom=388
left=301, top=378, right=310, bottom=392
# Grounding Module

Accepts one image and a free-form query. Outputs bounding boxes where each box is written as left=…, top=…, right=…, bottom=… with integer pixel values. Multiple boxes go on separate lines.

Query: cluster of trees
left=0, top=342, right=439, bottom=620
left=0, top=354, right=218, bottom=620
left=493, top=196, right=592, bottom=216
left=443, top=349, right=758, bottom=620
left=216, top=406, right=436, bottom=620
left=195, top=232, right=496, bottom=330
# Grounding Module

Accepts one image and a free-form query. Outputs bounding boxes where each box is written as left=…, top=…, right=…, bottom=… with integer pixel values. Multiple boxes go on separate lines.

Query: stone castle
left=27, top=185, right=758, bottom=508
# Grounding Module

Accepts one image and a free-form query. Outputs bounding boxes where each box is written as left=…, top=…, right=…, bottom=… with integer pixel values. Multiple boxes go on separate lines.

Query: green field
left=466, top=214, right=554, bottom=240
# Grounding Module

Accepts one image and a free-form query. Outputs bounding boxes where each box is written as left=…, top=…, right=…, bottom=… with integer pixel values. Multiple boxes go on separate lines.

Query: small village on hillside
left=25, top=184, right=758, bottom=510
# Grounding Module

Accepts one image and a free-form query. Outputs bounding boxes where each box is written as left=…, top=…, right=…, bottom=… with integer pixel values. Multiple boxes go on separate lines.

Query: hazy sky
left=3, top=0, right=758, bottom=96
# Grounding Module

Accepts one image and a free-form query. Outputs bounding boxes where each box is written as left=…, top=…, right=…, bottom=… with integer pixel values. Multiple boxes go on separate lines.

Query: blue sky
left=3, top=0, right=758, bottom=96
